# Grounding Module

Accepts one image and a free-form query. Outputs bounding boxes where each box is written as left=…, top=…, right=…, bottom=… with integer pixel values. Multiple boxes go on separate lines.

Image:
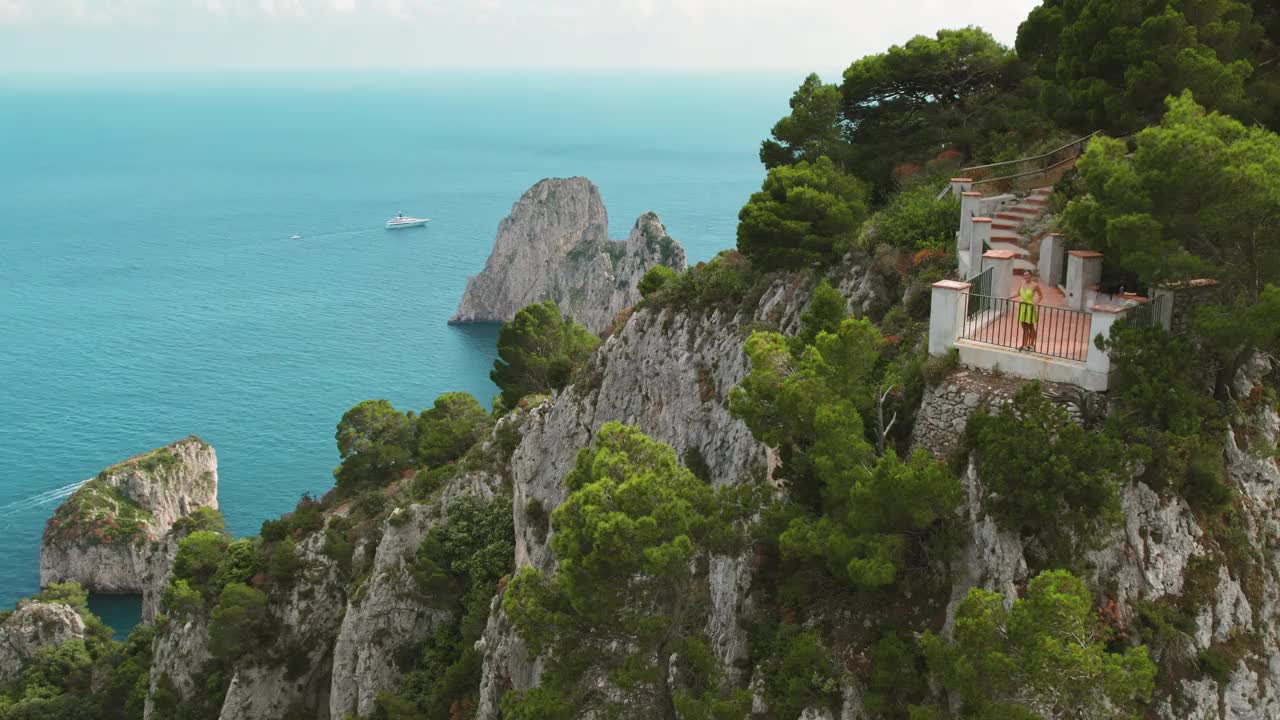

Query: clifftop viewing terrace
left=928, top=153, right=1215, bottom=392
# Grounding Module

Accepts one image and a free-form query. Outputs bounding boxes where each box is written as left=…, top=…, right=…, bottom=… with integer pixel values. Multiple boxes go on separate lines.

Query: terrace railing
left=965, top=267, right=993, bottom=317
left=1114, top=295, right=1167, bottom=332
left=959, top=294, right=1092, bottom=362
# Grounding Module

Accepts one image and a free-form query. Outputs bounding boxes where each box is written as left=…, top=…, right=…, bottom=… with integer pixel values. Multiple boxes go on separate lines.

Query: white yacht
left=385, top=212, right=430, bottom=230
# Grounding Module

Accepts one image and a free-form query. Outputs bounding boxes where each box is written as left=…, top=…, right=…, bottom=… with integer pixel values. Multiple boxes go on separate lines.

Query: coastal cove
left=0, top=71, right=798, bottom=628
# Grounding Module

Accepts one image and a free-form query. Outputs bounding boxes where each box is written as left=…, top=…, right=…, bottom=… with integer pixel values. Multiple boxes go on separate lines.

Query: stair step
left=1023, top=197, right=1048, bottom=206
left=991, top=230, right=1022, bottom=241
left=995, top=212, right=1033, bottom=222
left=1031, top=186, right=1054, bottom=195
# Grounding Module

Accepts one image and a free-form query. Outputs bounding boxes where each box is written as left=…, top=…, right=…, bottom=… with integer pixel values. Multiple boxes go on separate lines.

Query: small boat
left=385, top=212, right=430, bottom=230
left=290, top=234, right=302, bottom=240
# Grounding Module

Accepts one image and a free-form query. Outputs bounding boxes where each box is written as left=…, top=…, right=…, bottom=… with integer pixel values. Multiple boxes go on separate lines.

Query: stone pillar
left=982, top=249, right=1017, bottom=300
left=1151, top=287, right=1176, bottom=331
left=1038, top=233, right=1065, bottom=287
left=950, top=177, right=974, bottom=197
left=929, top=280, right=971, bottom=355
left=1085, top=304, right=1123, bottom=391
left=1065, top=250, right=1103, bottom=311
left=969, top=217, right=993, bottom=278
left=958, top=191, right=982, bottom=274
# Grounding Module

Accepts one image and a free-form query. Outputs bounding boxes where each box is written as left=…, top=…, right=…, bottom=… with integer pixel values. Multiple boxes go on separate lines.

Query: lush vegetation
left=491, top=300, right=600, bottom=409
left=501, top=423, right=756, bottom=719
left=920, top=570, right=1156, bottom=718
left=966, top=382, right=1132, bottom=568
left=737, top=157, right=870, bottom=268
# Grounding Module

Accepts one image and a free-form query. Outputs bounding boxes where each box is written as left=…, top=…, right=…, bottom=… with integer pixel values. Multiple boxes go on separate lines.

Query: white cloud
left=0, top=0, right=29, bottom=25
left=0, top=0, right=1044, bottom=70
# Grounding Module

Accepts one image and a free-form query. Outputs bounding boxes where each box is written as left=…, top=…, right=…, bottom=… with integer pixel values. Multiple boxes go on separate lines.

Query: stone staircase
left=987, top=186, right=1052, bottom=274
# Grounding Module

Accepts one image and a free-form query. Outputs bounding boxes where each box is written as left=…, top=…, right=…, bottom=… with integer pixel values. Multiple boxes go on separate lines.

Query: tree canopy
left=736, top=157, right=870, bottom=269
left=922, top=570, right=1156, bottom=719
left=501, top=423, right=752, bottom=719
left=415, top=392, right=492, bottom=467
left=333, top=399, right=416, bottom=495
left=1063, top=92, right=1280, bottom=392
left=491, top=301, right=599, bottom=409
left=1018, top=0, right=1277, bottom=133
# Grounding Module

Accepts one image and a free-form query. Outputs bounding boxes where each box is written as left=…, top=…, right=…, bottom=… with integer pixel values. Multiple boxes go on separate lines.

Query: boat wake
left=0, top=479, right=89, bottom=528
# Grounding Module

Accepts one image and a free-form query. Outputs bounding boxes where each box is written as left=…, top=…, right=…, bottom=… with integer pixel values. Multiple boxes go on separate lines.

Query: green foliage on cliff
left=44, top=480, right=153, bottom=547
left=645, top=250, right=759, bottom=314
left=731, top=318, right=960, bottom=587
left=967, top=382, right=1131, bottom=568
left=416, top=392, right=492, bottom=468
left=378, top=493, right=514, bottom=720
left=921, top=570, right=1156, bottom=719
left=0, top=586, right=154, bottom=720
left=208, top=583, right=272, bottom=664
left=1062, top=94, right=1280, bottom=394
left=492, top=301, right=600, bottom=409
left=857, top=183, right=960, bottom=253
left=737, top=157, right=870, bottom=269
left=638, top=264, right=677, bottom=297
left=501, top=423, right=756, bottom=719
left=334, top=399, right=417, bottom=496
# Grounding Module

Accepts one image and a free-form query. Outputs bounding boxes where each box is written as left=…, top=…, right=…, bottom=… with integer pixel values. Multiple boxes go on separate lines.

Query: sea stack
left=451, top=177, right=686, bottom=335
left=40, top=436, right=219, bottom=594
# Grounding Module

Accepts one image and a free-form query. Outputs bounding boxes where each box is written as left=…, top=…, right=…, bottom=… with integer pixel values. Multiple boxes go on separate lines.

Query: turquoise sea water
left=0, top=72, right=796, bottom=634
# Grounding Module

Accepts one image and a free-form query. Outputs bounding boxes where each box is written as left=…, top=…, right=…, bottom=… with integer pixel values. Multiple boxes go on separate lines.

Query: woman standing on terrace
left=1018, top=275, right=1043, bottom=352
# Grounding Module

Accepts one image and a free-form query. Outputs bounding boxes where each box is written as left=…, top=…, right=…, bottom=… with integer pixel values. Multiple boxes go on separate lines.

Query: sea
left=0, top=71, right=800, bottom=635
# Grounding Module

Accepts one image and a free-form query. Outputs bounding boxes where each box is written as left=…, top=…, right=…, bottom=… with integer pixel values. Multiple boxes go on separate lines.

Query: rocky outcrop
left=41, top=436, right=218, bottom=593
left=329, top=472, right=503, bottom=719
left=0, top=602, right=86, bottom=684
left=217, top=523, right=345, bottom=720
left=450, top=177, right=687, bottom=335
left=145, top=614, right=211, bottom=720
left=476, top=257, right=889, bottom=718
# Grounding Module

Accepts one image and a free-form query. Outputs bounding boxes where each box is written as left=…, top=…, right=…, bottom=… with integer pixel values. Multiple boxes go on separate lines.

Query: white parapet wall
left=929, top=279, right=971, bottom=355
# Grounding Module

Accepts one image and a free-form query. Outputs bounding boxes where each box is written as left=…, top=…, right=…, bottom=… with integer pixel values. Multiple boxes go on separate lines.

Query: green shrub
left=921, top=348, right=959, bottom=386
left=524, top=498, right=549, bottom=544
left=162, top=579, right=204, bottom=617
left=491, top=301, right=600, bottom=408
left=416, top=392, right=493, bottom=468
left=333, top=399, right=417, bottom=496
left=267, top=537, right=303, bottom=587
left=171, top=507, right=225, bottom=536
left=855, top=183, right=960, bottom=253
left=172, top=531, right=230, bottom=600
left=967, top=382, right=1130, bottom=567
left=648, top=250, right=758, bottom=313
left=638, top=264, right=677, bottom=297
left=353, top=489, right=387, bottom=518
left=738, top=156, right=870, bottom=268
left=208, top=583, right=271, bottom=663
left=763, top=629, right=841, bottom=719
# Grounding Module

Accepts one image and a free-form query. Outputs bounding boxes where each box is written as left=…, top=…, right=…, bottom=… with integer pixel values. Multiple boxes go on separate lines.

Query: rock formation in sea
left=40, top=436, right=218, bottom=594
left=0, top=601, right=86, bottom=685
left=450, top=177, right=687, bottom=335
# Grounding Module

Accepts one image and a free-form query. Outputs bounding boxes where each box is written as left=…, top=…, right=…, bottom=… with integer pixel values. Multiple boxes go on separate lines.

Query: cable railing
left=959, top=294, right=1092, bottom=362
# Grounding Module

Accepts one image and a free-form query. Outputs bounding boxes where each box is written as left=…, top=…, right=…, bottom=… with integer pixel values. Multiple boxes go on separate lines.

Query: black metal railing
left=1114, top=295, right=1166, bottom=331
left=959, top=294, right=1093, bottom=362
left=965, top=268, right=993, bottom=317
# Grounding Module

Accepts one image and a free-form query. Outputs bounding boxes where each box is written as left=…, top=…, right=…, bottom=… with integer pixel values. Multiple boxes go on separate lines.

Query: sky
left=0, top=0, right=1044, bottom=73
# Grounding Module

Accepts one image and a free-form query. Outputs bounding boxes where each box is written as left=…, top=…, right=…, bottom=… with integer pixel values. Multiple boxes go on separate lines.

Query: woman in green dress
left=1017, top=275, right=1043, bottom=351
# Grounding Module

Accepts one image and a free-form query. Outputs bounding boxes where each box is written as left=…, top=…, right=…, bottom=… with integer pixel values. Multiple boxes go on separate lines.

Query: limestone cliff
left=476, top=256, right=890, bottom=717
left=0, top=601, right=86, bottom=685
left=41, top=436, right=219, bottom=593
left=450, top=177, right=687, bottom=335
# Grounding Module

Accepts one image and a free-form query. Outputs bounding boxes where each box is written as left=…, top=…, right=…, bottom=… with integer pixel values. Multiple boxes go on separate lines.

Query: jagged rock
left=41, top=436, right=218, bottom=593
left=0, top=602, right=86, bottom=684
left=217, top=524, right=344, bottom=720
left=476, top=258, right=886, bottom=718
left=450, top=178, right=687, bottom=335
left=330, top=472, right=503, bottom=719
left=140, top=530, right=183, bottom=624
left=145, top=615, right=211, bottom=720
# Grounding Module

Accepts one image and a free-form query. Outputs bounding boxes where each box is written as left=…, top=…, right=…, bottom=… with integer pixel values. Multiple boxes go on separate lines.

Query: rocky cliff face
left=921, top=359, right=1280, bottom=720
left=0, top=602, right=86, bottom=685
left=476, top=257, right=891, bottom=717
left=41, top=436, right=218, bottom=593
left=450, top=177, right=687, bottom=335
